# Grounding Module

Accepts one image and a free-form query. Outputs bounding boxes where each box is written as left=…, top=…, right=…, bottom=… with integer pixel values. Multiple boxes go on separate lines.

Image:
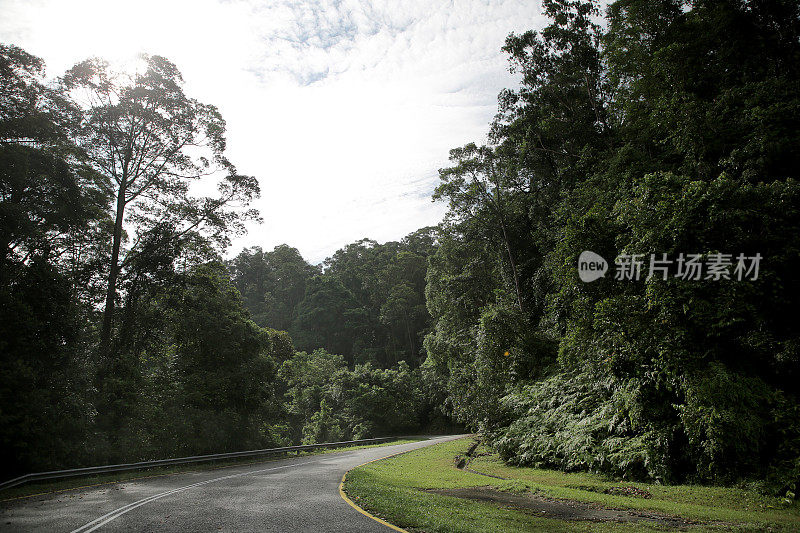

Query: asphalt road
left=1, top=435, right=462, bottom=532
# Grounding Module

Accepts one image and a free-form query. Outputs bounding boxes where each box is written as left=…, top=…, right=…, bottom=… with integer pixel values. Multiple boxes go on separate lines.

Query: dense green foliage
left=424, top=0, right=800, bottom=493
left=279, top=350, right=434, bottom=444
left=2, top=0, right=797, bottom=499
left=227, top=233, right=447, bottom=446
left=230, top=228, right=436, bottom=368
left=0, top=45, right=444, bottom=477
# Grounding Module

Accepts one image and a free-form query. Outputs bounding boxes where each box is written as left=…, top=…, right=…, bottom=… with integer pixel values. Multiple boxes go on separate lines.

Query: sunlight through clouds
left=0, top=0, right=547, bottom=263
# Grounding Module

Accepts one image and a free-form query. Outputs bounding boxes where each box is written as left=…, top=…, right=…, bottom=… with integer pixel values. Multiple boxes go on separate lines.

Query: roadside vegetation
left=0, top=44, right=450, bottom=479
left=343, top=437, right=800, bottom=532
left=2, top=0, right=798, bottom=506
left=422, top=0, right=800, bottom=497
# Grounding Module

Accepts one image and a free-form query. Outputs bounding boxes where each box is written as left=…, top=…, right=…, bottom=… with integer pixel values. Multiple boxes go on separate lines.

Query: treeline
left=226, top=234, right=449, bottom=444
left=4, top=0, right=800, bottom=495
left=423, top=0, right=800, bottom=493
left=0, top=45, right=446, bottom=477
left=229, top=229, right=435, bottom=368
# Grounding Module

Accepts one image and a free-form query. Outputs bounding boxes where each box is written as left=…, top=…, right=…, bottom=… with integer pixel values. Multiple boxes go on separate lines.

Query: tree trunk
left=498, top=215, right=524, bottom=313
left=99, top=183, right=127, bottom=357
left=404, top=314, right=414, bottom=359
left=491, top=171, right=524, bottom=313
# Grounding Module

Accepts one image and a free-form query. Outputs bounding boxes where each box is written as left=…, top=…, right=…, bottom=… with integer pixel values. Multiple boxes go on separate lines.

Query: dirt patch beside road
left=425, top=486, right=708, bottom=529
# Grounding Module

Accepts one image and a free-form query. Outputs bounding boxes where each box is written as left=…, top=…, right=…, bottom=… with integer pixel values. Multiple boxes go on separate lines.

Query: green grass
left=343, top=437, right=800, bottom=532
left=1, top=438, right=422, bottom=501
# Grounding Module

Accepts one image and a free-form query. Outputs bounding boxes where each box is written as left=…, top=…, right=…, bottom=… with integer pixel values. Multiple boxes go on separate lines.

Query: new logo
left=578, top=251, right=608, bottom=282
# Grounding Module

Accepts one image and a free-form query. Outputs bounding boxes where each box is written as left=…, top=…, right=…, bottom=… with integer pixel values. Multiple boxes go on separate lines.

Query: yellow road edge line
left=338, top=447, right=418, bottom=533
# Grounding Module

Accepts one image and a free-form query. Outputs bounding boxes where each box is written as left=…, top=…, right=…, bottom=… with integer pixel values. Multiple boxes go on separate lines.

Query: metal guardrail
left=0, top=437, right=396, bottom=492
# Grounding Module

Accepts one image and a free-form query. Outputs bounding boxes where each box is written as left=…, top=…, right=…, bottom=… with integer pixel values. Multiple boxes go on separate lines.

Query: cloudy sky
left=1, top=0, right=546, bottom=263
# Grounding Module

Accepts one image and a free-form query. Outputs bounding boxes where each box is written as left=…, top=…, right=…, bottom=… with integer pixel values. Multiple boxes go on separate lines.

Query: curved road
left=1, top=436, right=462, bottom=532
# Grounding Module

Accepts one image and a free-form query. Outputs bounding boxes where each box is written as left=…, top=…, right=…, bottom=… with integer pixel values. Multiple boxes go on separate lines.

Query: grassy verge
left=343, top=437, right=800, bottom=532
left=1, top=438, right=422, bottom=502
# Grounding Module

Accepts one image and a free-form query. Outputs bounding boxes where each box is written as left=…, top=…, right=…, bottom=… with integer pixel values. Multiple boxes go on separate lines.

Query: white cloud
left=0, top=0, right=547, bottom=263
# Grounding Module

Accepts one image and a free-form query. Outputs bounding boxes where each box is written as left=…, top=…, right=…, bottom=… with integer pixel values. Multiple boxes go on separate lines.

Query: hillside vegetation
left=2, top=0, right=799, bottom=499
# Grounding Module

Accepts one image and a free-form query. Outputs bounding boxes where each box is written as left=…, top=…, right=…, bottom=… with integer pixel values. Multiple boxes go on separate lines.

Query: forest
left=1, top=0, right=799, bottom=497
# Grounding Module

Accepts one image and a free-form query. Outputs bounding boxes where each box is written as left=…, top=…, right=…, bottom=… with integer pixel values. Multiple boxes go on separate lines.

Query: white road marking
left=69, top=460, right=317, bottom=533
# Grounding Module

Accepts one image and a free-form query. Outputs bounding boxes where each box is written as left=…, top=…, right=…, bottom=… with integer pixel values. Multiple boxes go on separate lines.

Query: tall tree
left=59, top=55, right=260, bottom=357
left=0, top=44, right=106, bottom=474
left=435, top=144, right=528, bottom=312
